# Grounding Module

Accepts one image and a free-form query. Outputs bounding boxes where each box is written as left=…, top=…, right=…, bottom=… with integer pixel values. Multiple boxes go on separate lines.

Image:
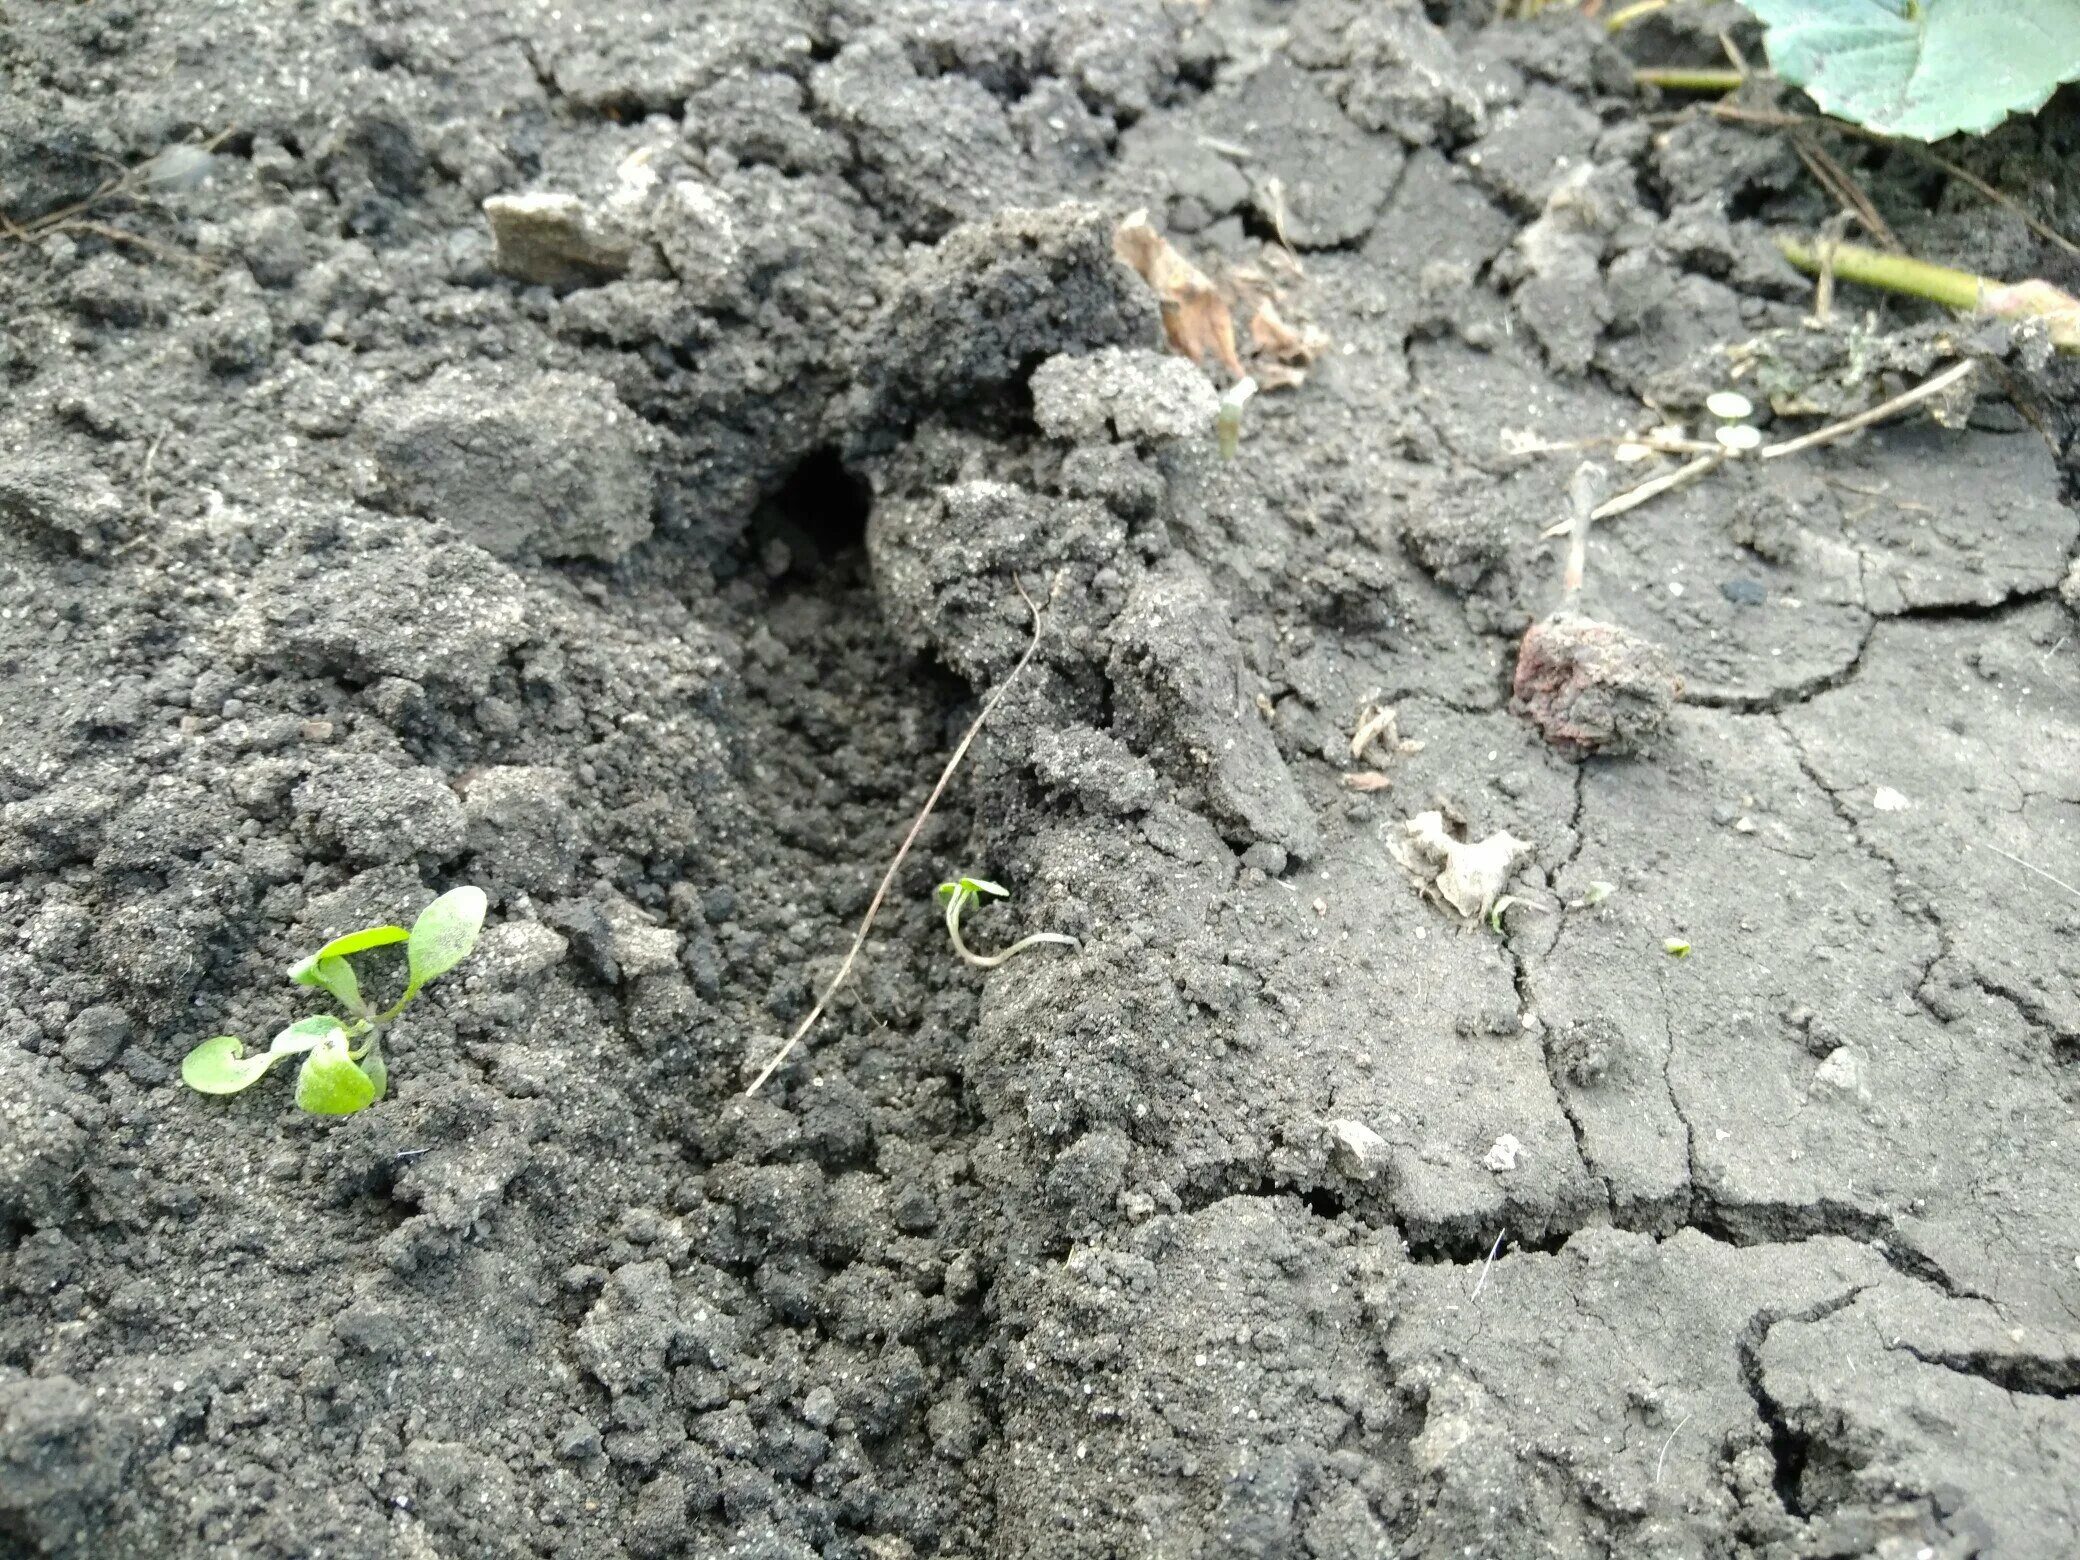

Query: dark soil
left=4, top=1, right=2079, bottom=1556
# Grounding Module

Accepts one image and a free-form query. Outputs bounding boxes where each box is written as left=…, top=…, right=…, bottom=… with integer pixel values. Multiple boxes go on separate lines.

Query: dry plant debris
left=1393, top=811, right=1533, bottom=921
left=1114, top=211, right=1245, bottom=380
left=1113, top=211, right=1333, bottom=391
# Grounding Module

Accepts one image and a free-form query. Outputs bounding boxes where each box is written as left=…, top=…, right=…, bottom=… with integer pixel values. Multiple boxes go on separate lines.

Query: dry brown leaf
left=1342, top=771, right=1392, bottom=792
left=1114, top=211, right=1245, bottom=380
left=1250, top=299, right=1330, bottom=366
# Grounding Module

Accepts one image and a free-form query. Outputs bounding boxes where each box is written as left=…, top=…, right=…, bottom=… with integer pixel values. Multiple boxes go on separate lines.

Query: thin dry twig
left=1788, top=132, right=1899, bottom=252
left=1588, top=453, right=1723, bottom=522
left=1980, top=843, right=2080, bottom=906
left=1914, top=145, right=2080, bottom=261
left=1471, top=1230, right=1505, bottom=1300
left=1711, top=103, right=2080, bottom=259
left=1758, top=358, right=1976, bottom=460
left=1654, top=1413, right=1694, bottom=1485
left=744, top=578, right=1056, bottom=1095
left=2, top=125, right=240, bottom=255
left=1579, top=358, right=1977, bottom=527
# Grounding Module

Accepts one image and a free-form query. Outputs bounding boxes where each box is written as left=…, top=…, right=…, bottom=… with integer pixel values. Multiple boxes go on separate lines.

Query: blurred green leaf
left=300, top=924, right=408, bottom=969
left=406, top=886, right=487, bottom=995
left=287, top=953, right=363, bottom=1013
left=294, top=1041, right=379, bottom=1116
left=360, top=1046, right=389, bottom=1102
left=1744, top=0, right=2080, bottom=139
left=268, top=1015, right=347, bottom=1056
left=180, top=1035, right=278, bottom=1095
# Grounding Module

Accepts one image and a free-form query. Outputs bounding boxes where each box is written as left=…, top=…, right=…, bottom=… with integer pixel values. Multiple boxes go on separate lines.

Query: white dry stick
left=744, top=580, right=1055, bottom=1095
left=1760, top=358, right=1977, bottom=461
left=1561, top=461, right=1607, bottom=599
left=1351, top=703, right=1399, bottom=762
left=1471, top=1230, right=1505, bottom=1300
left=1979, top=842, right=2080, bottom=905
left=1654, top=1413, right=1693, bottom=1485
left=1588, top=452, right=1724, bottom=523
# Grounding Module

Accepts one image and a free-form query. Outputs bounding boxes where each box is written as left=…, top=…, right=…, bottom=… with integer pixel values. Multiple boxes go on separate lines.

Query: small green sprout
left=935, top=877, right=1080, bottom=970
left=1663, top=936, right=1692, bottom=959
left=1573, top=880, right=1617, bottom=909
left=1215, top=376, right=1257, bottom=460
left=181, top=886, right=488, bottom=1117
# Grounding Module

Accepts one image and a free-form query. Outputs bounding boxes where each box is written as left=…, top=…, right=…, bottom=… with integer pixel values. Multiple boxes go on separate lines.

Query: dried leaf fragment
left=1351, top=703, right=1400, bottom=762
left=1397, top=810, right=1533, bottom=920
left=1250, top=298, right=1331, bottom=367
left=1114, top=211, right=1245, bottom=380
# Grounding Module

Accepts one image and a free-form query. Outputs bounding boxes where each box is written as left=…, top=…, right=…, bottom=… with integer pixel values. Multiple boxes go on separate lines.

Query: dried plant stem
left=1583, top=357, right=1976, bottom=524
left=1758, top=358, right=1977, bottom=461
left=1980, top=843, right=2080, bottom=906
left=743, top=580, right=1053, bottom=1095
left=1589, top=453, right=1722, bottom=521
left=1713, top=103, right=2080, bottom=259
left=1633, top=66, right=1744, bottom=93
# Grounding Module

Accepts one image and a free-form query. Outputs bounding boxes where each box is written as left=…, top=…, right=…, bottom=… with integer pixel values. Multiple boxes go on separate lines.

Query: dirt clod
left=1512, top=612, right=1681, bottom=757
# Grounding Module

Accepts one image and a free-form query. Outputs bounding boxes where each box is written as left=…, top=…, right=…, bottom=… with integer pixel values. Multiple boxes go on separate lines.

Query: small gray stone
left=1328, top=1119, right=1388, bottom=1180
left=483, top=191, right=635, bottom=288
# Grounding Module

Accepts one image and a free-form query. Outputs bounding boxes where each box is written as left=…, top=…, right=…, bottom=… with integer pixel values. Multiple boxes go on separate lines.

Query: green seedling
left=181, top=886, right=487, bottom=1117
left=935, top=877, right=1080, bottom=970
left=1215, top=377, right=1257, bottom=460
left=1663, top=937, right=1692, bottom=959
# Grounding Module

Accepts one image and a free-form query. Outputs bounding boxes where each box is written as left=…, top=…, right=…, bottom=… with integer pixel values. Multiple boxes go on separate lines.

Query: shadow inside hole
left=746, top=447, right=871, bottom=579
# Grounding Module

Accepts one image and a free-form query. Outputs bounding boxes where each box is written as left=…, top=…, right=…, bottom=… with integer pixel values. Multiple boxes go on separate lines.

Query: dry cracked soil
left=3, top=1, right=2080, bottom=1557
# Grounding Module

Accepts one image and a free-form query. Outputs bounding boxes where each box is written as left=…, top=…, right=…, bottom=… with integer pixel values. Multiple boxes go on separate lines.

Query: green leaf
left=288, top=953, right=363, bottom=1013
left=937, top=878, right=1008, bottom=910
left=1744, top=0, right=2080, bottom=140
left=268, top=1015, right=348, bottom=1056
left=295, top=1039, right=379, bottom=1116
left=405, top=886, right=487, bottom=995
left=181, top=1035, right=280, bottom=1095
left=298, top=924, right=409, bottom=970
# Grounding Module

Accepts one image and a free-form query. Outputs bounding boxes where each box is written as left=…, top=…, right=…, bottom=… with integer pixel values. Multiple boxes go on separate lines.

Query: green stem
left=1777, top=236, right=1987, bottom=313
left=1633, top=67, right=1744, bottom=94
left=347, top=1016, right=385, bottom=1060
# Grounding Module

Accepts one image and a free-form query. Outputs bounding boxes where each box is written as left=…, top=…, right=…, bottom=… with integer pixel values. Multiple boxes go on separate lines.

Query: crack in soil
left=1887, top=1340, right=2080, bottom=1400
left=1736, top=1284, right=1875, bottom=1521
